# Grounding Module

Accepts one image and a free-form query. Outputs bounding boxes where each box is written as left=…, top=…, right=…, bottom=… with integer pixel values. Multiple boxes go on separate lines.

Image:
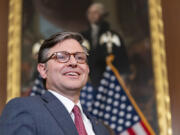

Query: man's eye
left=76, top=55, right=86, bottom=60
left=57, top=54, right=67, bottom=59
left=77, top=56, right=84, bottom=60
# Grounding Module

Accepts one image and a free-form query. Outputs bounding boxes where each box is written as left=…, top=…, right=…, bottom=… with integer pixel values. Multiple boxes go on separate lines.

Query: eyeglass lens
left=55, top=52, right=87, bottom=63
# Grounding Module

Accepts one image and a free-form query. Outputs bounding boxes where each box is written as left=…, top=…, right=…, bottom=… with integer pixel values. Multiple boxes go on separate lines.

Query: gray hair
left=88, top=2, right=107, bottom=16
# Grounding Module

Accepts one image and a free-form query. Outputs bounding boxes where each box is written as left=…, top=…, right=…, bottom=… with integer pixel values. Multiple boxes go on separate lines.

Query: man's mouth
left=63, top=72, right=80, bottom=76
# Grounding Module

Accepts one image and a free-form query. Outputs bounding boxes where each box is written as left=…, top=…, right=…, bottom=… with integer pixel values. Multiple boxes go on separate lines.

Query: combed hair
left=38, top=31, right=87, bottom=63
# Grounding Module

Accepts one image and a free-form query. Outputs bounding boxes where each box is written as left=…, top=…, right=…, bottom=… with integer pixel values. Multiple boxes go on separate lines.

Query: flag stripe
left=141, top=121, right=151, bottom=135
left=132, top=122, right=147, bottom=135
left=128, top=128, right=136, bottom=135
left=121, top=131, right=129, bottom=135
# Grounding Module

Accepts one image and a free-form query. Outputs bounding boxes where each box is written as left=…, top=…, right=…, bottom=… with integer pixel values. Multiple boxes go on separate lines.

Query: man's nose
left=68, top=55, right=78, bottom=65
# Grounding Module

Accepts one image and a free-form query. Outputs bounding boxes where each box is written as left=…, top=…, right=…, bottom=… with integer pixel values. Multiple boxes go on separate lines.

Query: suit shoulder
left=2, top=96, right=42, bottom=112
left=8, top=95, right=40, bottom=104
left=0, top=97, right=37, bottom=134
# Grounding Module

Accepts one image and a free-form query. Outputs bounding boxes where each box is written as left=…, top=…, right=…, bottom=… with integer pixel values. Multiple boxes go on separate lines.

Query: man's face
left=87, top=5, right=102, bottom=24
left=38, top=39, right=89, bottom=94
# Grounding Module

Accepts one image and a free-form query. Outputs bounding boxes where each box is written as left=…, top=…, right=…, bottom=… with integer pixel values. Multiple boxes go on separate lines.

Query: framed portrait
left=7, top=0, right=172, bottom=134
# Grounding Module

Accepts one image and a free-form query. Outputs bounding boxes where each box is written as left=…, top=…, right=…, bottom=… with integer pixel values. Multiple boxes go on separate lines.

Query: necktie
left=72, top=105, right=88, bottom=135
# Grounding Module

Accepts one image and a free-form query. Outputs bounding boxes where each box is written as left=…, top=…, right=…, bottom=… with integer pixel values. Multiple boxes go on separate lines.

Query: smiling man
left=0, top=32, right=111, bottom=135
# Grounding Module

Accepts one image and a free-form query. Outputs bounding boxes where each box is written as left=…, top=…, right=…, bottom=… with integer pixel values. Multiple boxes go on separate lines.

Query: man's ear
left=37, top=63, right=47, bottom=79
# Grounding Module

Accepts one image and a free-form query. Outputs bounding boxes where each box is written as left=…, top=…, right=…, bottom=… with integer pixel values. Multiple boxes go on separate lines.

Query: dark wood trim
left=162, top=0, right=180, bottom=135
left=0, top=0, right=9, bottom=113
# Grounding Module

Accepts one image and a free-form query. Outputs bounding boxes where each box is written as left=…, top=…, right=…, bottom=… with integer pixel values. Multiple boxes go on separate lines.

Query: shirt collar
left=48, top=90, right=83, bottom=114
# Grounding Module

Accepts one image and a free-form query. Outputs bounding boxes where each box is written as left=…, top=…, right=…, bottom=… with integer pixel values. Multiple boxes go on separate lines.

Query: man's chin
left=61, top=78, right=88, bottom=90
left=64, top=84, right=84, bottom=91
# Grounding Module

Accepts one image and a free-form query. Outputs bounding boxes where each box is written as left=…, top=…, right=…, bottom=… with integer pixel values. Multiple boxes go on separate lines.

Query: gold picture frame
left=7, top=0, right=172, bottom=134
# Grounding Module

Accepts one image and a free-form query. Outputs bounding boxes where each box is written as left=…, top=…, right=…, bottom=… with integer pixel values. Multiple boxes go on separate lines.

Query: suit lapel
left=83, top=109, right=103, bottom=135
left=41, top=92, right=78, bottom=135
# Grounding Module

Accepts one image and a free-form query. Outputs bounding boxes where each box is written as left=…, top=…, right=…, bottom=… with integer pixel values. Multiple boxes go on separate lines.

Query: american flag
left=30, top=74, right=46, bottom=96
left=30, top=61, right=155, bottom=135
left=80, top=62, right=155, bottom=135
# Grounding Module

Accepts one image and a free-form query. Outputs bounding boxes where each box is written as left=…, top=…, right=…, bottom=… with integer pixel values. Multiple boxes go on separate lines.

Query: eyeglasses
left=44, top=51, right=88, bottom=64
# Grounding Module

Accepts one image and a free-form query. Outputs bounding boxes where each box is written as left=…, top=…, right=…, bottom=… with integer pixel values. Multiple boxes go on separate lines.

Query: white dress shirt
left=49, top=90, right=95, bottom=135
left=91, top=24, right=99, bottom=47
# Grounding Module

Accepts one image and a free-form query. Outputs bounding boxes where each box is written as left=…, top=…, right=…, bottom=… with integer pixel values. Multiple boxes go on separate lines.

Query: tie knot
left=72, top=105, right=81, bottom=115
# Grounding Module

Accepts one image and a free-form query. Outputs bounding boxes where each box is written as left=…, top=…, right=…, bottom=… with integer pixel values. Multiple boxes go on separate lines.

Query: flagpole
left=106, top=55, right=156, bottom=135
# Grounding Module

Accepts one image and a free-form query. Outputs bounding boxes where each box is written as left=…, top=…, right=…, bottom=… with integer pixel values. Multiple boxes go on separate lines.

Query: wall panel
left=162, top=0, right=180, bottom=135
left=0, top=0, right=9, bottom=113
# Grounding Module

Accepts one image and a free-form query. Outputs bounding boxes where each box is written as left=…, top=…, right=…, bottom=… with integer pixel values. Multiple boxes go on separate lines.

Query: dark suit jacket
left=81, top=21, right=130, bottom=87
left=0, top=91, right=110, bottom=135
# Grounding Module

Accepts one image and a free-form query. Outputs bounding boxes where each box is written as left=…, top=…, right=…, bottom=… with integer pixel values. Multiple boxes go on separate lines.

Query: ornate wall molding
left=7, top=0, right=22, bottom=102
left=148, top=0, right=172, bottom=135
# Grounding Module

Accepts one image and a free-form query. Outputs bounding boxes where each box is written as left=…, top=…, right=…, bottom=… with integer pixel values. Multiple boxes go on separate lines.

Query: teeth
left=66, top=72, right=78, bottom=76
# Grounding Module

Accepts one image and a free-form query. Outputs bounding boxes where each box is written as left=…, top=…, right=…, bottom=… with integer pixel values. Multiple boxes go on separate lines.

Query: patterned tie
left=72, top=105, right=88, bottom=135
